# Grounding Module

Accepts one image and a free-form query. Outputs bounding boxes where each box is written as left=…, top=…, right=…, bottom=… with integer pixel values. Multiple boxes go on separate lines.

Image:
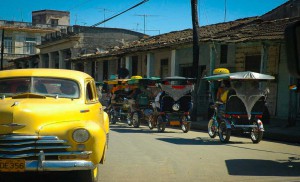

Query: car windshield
left=0, top=77, right=80, bottom=99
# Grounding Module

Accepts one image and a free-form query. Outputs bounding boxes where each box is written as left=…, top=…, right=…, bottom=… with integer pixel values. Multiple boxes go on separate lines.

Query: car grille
left=0, top=134, right=71, bottom=160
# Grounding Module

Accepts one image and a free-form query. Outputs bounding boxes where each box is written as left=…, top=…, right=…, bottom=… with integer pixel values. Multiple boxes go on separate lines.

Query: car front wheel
left=77, top=164, right=99, bottom=182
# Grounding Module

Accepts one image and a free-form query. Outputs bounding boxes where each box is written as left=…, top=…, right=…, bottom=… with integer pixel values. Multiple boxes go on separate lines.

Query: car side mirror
left=285, top=20, right=300, bottom=78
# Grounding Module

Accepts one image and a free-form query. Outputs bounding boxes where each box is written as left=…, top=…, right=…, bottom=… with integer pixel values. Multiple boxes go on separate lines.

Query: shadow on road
left=156, top=137, right=253, bottom=145
left=110, top=124, right=177, bottom=134
left=0, top=171, right=82, bottom=182
left=225, top=158, right=300, bottom=176
left=226, top=144, right=300, bottom=156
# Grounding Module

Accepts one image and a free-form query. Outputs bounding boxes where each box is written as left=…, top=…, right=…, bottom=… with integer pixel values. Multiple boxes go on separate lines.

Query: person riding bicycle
left=216, top=80, right=231, bottom=103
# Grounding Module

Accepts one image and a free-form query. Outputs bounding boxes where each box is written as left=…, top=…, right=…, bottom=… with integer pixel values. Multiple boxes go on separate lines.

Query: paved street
left=1, top=122, right=299, bottom=182
left=99, top=123, right=300, bottom=182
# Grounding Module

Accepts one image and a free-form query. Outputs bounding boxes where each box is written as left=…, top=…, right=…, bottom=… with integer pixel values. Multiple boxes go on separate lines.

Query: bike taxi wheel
left=157, top=115, right=166, bottom=132
left=208, top=119, right=217, bottom=138
left=148, top=114, right=155, bottom=130
left=110, top=109, right=116, bottom=124
left=250, top=121, right=263, bottom=144
left=127, top=110, right=132, bottom=126
left=218, top=121, right=231, bottom=143
left=132, top=112, right=140, bottom=128
left=181, top=115, right=191, bottom=133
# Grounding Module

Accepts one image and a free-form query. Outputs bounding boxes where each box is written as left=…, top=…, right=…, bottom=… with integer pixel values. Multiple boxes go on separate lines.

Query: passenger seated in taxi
left=60, top=82, right=77, bottom=97
left=216, top=80, right=235, bottom=103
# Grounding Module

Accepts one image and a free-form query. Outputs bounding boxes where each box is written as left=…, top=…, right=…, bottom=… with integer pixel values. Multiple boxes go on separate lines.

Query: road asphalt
left=192, top=117, right=300, bottom=144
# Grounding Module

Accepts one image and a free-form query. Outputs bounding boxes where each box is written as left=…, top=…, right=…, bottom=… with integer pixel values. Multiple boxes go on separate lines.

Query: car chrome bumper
left=26, top=160, right=94, bottom=171
left=26, top=150, right=94, bottom=172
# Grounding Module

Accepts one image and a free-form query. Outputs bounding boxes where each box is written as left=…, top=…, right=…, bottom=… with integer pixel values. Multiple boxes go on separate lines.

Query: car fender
left=38, top=120, right=107, bottom=164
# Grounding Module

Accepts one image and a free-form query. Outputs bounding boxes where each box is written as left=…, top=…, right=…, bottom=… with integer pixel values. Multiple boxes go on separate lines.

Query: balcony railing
left=0, top=20, right=68, bottom=30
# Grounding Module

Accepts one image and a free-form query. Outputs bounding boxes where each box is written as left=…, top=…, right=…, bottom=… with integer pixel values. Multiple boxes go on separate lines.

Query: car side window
left=86, top=81, right=97, bottom=103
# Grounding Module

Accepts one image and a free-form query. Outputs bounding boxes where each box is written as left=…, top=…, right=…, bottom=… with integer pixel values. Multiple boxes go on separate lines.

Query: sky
left=0, top=0, right=289, bottom=36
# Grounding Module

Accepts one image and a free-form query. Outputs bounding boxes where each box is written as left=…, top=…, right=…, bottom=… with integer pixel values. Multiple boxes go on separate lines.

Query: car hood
left=0, top=98, right=86, bottom=135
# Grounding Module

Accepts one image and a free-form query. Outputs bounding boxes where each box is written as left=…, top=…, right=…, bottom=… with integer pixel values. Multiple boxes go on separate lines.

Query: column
left=97, top=61, right=103, bottom=81
left=59, top=50, right=66, bottom=69
left=209, top=44, right=216, bottom=101
left=28, top=60, right=33, bottom=68
left=146, top=53, right=155, bottom=77
left=261, top=43, right=269, bottom=74
left=125, top=56, right=132, bottom=76
left=170, top=50, right=176, bottom=76
left=48, top=52, right=55, bottom=68
left=209, top=44, right=216, bottom=76
left=38, top=54, right=44, bottom=68
left=84, top=61, right=93, bottom=76
left=70, top=61, right=76, bottom=70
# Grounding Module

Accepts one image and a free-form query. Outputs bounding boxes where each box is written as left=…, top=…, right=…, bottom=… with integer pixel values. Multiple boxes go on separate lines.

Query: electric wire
left=91, top=0, right=149, bottom=27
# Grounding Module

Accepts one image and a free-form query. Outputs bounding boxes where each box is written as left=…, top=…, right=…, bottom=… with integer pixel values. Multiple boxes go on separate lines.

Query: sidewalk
left=191, top=117, right=300, bottom=144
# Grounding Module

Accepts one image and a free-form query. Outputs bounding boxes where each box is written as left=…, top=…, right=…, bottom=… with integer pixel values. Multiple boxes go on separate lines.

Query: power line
left=91, top=0, right=150, bottom=27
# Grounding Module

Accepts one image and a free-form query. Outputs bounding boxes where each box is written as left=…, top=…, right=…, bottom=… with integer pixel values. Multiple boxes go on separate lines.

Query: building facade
left=66, top=1, right=300, bottom=126
left=10, top=1, right=300, bottom=126
left=2, top=10, right=70, bottom=69
left=32, top=26, right=147, bottom=81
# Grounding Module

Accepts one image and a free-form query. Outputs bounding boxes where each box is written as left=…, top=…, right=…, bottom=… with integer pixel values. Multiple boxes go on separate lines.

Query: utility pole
left=191, top=0, right=200, bottom=120
left=1, top=29, right=4, bottom=70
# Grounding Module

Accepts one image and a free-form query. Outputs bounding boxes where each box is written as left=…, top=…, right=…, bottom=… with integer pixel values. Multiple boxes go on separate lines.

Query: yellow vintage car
left=0, top=69, right=109, bottom=182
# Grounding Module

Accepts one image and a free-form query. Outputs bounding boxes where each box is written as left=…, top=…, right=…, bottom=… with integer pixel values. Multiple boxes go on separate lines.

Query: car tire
left=77, top=164, right=99, bottom=182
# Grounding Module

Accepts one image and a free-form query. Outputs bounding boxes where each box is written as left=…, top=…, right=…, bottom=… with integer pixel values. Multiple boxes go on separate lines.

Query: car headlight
left=72, top=129, right=90, bottom=143
left=172, top=103, right=180, bottom=111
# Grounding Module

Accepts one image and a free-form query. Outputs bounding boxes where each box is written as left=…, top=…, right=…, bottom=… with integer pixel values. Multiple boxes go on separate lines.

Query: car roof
left=0, top=69, right=92, bottom=82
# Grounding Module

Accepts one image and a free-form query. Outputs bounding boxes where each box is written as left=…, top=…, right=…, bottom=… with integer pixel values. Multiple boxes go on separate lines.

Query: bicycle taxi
left=203, top=70, right=275, bottom=143
left=104, top=77, right=131, bottom=124
left=127, top=76, right=161, bottom=128
left=149, top=76, right=196, bottom=133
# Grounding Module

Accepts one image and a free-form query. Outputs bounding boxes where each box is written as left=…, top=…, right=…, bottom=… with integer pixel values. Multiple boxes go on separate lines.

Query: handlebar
left=215, top=101, right=224, bottom=105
